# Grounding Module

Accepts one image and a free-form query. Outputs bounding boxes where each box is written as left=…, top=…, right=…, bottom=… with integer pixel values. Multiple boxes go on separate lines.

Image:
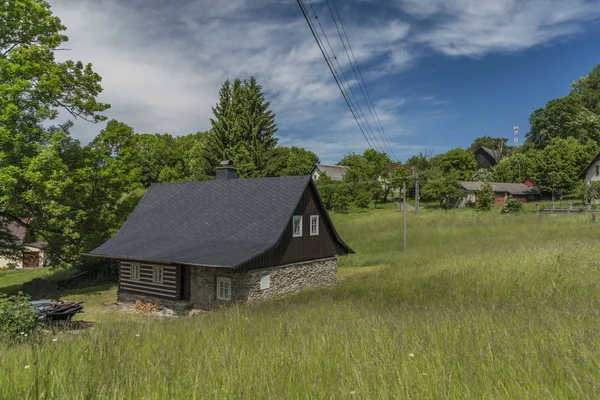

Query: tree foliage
left=475, top=183, right=494, bottom=211
left=468, top=136, right=508, bottom=155
left=438, top=148, right=477, bottom=180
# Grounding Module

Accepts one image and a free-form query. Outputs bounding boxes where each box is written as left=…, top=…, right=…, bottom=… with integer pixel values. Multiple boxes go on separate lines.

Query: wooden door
left=23, top=252, right=39, bottom=268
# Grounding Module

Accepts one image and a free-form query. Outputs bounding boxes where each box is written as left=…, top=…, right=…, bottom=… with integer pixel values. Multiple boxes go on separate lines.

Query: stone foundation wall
left=189, top=257, right=337, bottom=310
left=118, top=292, right=190, bottom=312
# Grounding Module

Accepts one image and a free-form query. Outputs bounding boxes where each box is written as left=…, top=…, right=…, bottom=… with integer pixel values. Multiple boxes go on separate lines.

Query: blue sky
left=49, top=0, right=600, bottom=164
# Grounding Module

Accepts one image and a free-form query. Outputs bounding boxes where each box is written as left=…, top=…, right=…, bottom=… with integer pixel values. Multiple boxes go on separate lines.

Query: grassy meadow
left=1, top=207, right=600, bottom=399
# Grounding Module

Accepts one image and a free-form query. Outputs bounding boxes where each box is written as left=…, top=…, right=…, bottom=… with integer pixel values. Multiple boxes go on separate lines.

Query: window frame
left=260, top=274, right=271, bottom=290
left=596, top=164, right=599, bottom=176
left=310, top=215, right=319, bottom=236
left=292, top=215, right=303, bottom=238
left=216, top=277, right=232, bottom=301
left=152, top=265, right=164, bottom=284
left=130, top=263, right=140, bottom=281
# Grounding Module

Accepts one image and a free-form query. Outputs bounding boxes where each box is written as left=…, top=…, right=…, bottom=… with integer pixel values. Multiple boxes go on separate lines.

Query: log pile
left=30, top=300, right=84, bottom=321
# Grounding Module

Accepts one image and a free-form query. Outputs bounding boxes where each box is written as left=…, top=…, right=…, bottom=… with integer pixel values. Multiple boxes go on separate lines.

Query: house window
left=152, top=266, right=163, bottom=284
left=130, top=263, right=140, bottom=280
left=292, top=215, right=303, bottom=237
left=216, top=277, right=231, bottom=301
left=596, top=165, right=599, bottom=176
left=313, top=174, right=318, bottom=180
left=310, top=215, right=319, bottom=236
left=260, top=274, right=270, bottom=290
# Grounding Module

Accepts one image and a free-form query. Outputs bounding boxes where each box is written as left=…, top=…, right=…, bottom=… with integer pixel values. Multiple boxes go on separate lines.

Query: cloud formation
left=48, top=0, right=600, bottom=163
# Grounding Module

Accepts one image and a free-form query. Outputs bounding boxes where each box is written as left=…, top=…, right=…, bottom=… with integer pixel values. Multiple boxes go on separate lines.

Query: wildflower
left=350, top=390, right=356, bottom=395
left=20, top=332, right=24, bottom=335
left=409, top=353, right=415, bottom=358
left=422, top=372, right=427, bottom=376
left=135, top=334, right=140, bottom=337
left=24, top=333, right=28, bottom=337
left=24, top=365, right=30, bottom=369
left=52, top=338, right=58, bottom=342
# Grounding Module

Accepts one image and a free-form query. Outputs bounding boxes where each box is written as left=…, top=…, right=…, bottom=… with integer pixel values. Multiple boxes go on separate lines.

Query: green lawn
left=1, top=208, right=600, bottom=399
left=0, top=268, right=54, bottom=295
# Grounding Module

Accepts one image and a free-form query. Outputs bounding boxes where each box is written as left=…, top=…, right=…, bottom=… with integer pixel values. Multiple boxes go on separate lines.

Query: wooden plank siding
left=239, top=184, right=338, bottom=270
left=119, top=262, right=180, bottom=300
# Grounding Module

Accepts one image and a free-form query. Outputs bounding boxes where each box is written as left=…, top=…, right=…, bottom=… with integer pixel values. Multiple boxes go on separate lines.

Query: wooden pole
left=415, top=176, right=420, bottom=215
left=403, top=179, right=407, bottom=252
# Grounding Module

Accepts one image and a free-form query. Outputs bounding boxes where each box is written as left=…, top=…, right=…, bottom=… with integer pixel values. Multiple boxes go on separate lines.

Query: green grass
left=2, top=208, right=600, bottom=399
left=0, top=268, right=54, bottom=295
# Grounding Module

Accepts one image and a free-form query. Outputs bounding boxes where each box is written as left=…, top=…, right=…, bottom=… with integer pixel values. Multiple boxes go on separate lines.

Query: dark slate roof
left=0, top=219, right=48, bottom=249
left=459, top=181, right=541, bottom=195
left=476, top=146, right=503, bottom=163
left=86, top=176, right=352, bottom=268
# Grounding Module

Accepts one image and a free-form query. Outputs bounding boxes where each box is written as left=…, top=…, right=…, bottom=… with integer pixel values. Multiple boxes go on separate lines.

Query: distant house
left=578, top=151, right=600, bottom=184
left=310, top=164, right=349, bottom=181
left=458, top=178, right=541, bottom=206
left=86, top=161, right=354, bottom=310
left=0, top=219, right=47, bottom=269
left=474, top=146, right=502, bottom=170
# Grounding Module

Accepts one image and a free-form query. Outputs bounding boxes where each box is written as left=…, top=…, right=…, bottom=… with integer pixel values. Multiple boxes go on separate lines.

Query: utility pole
left=414, top=175, right=420, bottom=215
left=403, top=178, right=407, bottom=252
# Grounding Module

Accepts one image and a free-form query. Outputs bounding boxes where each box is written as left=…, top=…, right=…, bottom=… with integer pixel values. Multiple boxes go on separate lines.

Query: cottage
left=578, top=150, right=600, bottom=184
left=0, top=219, right=47, bottom=269
left=310, top=164, right=349, bottom=181
left=85, top=162, right=353, bottom=310
left=474, top=146, right=502, bottom=170
left=458, top=179, right=541, bottom=206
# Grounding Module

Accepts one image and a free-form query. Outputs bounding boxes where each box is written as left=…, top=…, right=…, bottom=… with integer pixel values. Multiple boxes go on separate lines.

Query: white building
left=0, top=220, right=47, bottom=269
left=579, top=151, right=600, bottom=184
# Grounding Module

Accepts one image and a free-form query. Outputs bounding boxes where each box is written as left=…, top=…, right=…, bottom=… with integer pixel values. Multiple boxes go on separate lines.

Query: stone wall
left=189, top=257, right=337, bottom=310
left=117, top=257, right=337, bottom=311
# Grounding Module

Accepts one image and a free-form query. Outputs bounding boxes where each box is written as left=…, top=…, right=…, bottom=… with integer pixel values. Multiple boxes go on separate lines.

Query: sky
left=48, top=0, right=600, bottom=164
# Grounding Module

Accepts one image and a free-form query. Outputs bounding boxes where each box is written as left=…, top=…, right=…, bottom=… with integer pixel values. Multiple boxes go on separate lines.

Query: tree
left=526, top=96, right=600, bottom=148
left=0, top=0, right=109, bottom=267
left=405, top=151, right=431, bottom=172
left=196, top=78, right=278, bottom=178
left=263, top=146, right=319, bottom=177
left=571, top=64, right=600, bottom=115
left=421, top=172, right=463, bottom=208
left=438, top=148, right=477, bottom=180
left=528, top=137, right=598, bottom=194
left=471, top=168, right=493, bottom=182
left=475, top=183, right=494, bottom=211
left=491, top=153, right=535, bottom=183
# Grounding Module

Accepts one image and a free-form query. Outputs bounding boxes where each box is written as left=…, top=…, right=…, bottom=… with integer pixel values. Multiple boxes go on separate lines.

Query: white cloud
left=397, top=0, right=600, bottom=56
left=45, top=0, right=600, bottom=162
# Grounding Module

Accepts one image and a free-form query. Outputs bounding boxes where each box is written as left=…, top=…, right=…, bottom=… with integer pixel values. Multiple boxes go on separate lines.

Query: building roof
left=0, top=219, right=47, bottom=249
left=459, top=181, right=541, bottom=195
left=86, top=175, right=352, bottom=268
left=579, top=151, right=600, bottom=179
left=476, top=146, right=503, bottom=163
left=311, top=164, right=349, bottom=181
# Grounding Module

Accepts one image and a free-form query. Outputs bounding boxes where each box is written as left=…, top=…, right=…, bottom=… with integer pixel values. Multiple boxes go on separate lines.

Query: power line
left=296, top=0, right=376, bottom=150
left=327, top=0, right=398, bottom=161
left=305, top=0, right=385, bottom=154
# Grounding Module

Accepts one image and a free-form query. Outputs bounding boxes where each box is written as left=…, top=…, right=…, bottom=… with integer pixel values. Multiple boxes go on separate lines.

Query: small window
left=596, top=165, right=599, bottom=176
left=313, top=174, right=318, bottom=180
left=130, top=263, right=140, bottom=280
left=292, top=215, right=303, bottom=237
left=260, top=274, right=270, bottom=290
left=216, top=277, right=231, bottom=301
left=152, top=266, right=163, bottom=284
left=310, top=215, right=319, bottom=236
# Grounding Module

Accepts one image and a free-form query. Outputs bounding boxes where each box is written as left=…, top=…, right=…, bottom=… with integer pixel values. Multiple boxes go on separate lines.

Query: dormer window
left=292, top=215, right=303, bottom=237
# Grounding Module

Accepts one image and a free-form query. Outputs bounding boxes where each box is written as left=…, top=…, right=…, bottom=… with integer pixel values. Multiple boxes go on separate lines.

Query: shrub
left=0, top=292, right=38, bottom=336
left=475, top=183, right=494, bottom=211
left=501, top=195, right=523, bottom=213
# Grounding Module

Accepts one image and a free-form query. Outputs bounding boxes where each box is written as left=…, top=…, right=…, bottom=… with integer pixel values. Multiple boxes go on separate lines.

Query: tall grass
left=1, top=209, right=599, bottom=399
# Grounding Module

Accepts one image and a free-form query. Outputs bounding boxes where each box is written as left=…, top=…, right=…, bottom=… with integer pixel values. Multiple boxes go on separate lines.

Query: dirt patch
left=21, top=278, right=60, bottom=300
